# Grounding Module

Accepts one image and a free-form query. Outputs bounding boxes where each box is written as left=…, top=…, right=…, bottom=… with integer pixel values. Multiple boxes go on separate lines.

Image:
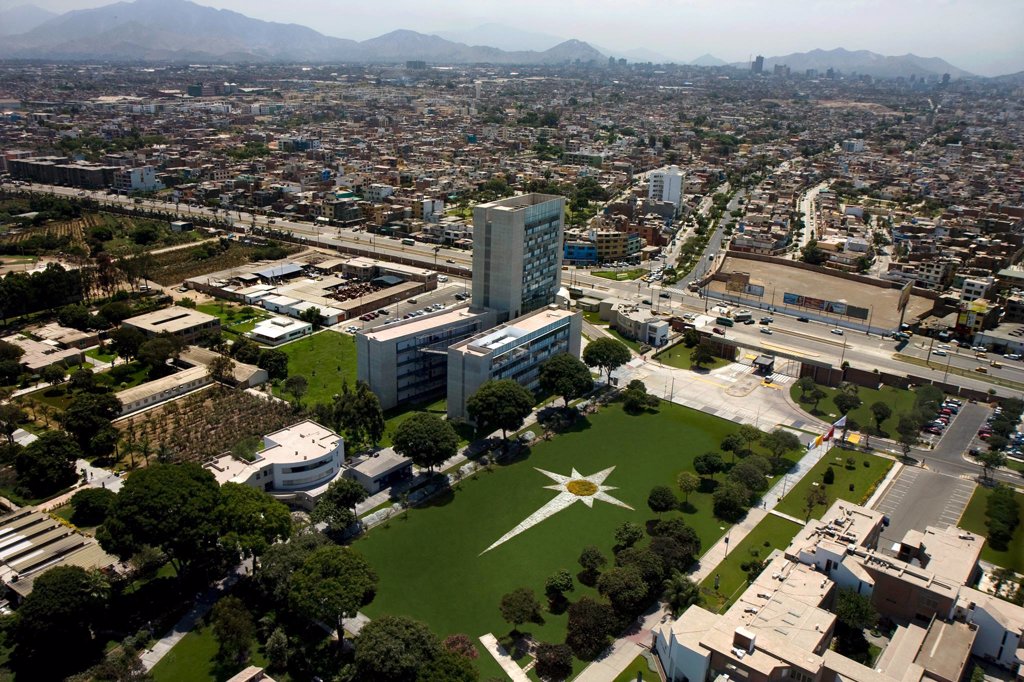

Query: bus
left=715, top=316, right=735, bottom=327
left=733, top=310, right=752, bottom=323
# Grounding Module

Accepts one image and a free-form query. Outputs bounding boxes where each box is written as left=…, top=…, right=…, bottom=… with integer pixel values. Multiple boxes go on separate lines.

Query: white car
left=932, top=350, right=947, bottom=357
left=830, top=328, right=844, bottom=336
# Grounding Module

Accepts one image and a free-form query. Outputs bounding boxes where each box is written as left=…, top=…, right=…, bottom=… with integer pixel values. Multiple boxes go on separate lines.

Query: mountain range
left=0, top=0, right=974, bottom=78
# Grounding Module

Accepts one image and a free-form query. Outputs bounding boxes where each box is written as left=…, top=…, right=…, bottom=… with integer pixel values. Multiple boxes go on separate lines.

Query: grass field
left=790, top=382, right=917, bottom=438
left=355, top=401, right=803, bottom=677
left=197, top=302, right=270, bottom=340
left=958, top=486, right=1024, bottom=573
left=698, top=514, right=803, bottom=613
left=774, top=451, right=892, bottom=520
left=653, top=344, right=732, bottom=371
left=605, top=327, right=644, bottom=353
left=613, top=654, right=658, bottom=681
left=150, top=623, right=269, bottom=682
left=85, top=347, right=117, bottom=363
left=591, top=269, right=648, bottom=281
left=380, top=397, right=474, bottom=448
left=271, top=331, right=358, bottom=407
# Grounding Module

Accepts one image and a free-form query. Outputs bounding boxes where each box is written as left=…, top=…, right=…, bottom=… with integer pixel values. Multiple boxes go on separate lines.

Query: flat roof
left=261, top=420, right=341, bottom=464
left=255, top=263, right=304, bottom=279
left=116, top=366, right=209, bottom=404
left=250, top=317, right=312, bottom=339
left=913, top=619, right=976, bottom=682
left=452, top=307, right=578, bottom=357
left=351, top=448, right=411, bottom=479
left=3, top=334, right=81, bottom=371
left=124, top=305, right=218, bottom=334
left=361, top=306, right=483, bottom=342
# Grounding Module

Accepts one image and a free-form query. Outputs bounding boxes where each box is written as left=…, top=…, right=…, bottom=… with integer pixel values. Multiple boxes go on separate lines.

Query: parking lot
left=340, top=278, right=471, bottom=335
left=872, top=467, right=976, bottom=555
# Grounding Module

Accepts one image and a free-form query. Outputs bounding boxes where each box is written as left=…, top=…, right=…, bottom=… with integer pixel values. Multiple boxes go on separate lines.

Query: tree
left=870, top=401, right=892, bottom=435
left=614, top=521, right=644, bottom=549
left=978, top=450, right=1006, bottom=481
left=683, top=328, right=700, bottom=348
left=648, top=485, right=678, bottom=513
left=823, top=466, right=836, bottom=485
left=984, top=485, right=1020, bottom=551
left=416, top=650, right=478, bottom=682
left=336, top=380, right=386, bottom=448
left=98, top=463, right=222, bottom=574
left=694, top=451, right=725, bottom=479
left=650, top=517, right=701, bottom=562
left=545, top=569, right=575, bottom=600
left=729, top=455, right=772, bottom=493
left=834, top=393, right=862, bottom=441
left=442, top=633, right=478, bottom=660
left=834, top=589, right=878, bottom=630
left=808, top=387, right=827, bottom=412
left=0, top=404, right=25, bottom=445
left=110, top=326, right=145, bottom=361
left=466, top=379, right=534, bottom=440
left=801, top=239, right=828, bottom=265
left=58, top=303, right=92, bottom=330
left=582, top=337, right=631, bottom=382
left=987, top=434, right=1009, bottom=453
left=804, top=483, right=828, bottom=519
left=311, top=476, right=369, bottom=532
left=566, top=596, right=614, bottom=659
left=392, top=412, right=459, bottom=472
left=207, top=354, right=236, bottom=384
left=61, top=392, right=123, bottom=456
left=796, top=375, right=816, bottom=399
left=597, top=565, right=649, bottom=615
left=675, top=471, right=700, bottom=501
left=616, top=546, right=666, bottom=588
left=535, top=642, right=573, bottom=680
left=217, top=483, right=291, bottom=557
left=539, top=353, right=593, bottom=407
left=137, top=334, right=182, bottom=370
left=70, top=487, right=117, bottom=526
left=211, top=595, right=255, bottom=665
left=622, top=379, right=659, bottom=413
left=69, top=366, right=97, bottom=392
left=265, top=627, right=288, bottom=671
left=16, top=430, right=80, bottom=497
left=355, top=615, right=440, bottom=682
left=737, top=424, right=762, bottom=456
left=13, top=566, right=110, bottom=676
left=230, top=338, right=261, bottom=365
left=298, top=306, right=326, bottom=329
left=720, top=433, right=744, bottom=462
left=578, top=545, right=607, bottom=583
left=283, top=374, right=308, bottom=405
left=40, top=364, right=66, bottom=386
left=896, top=413, right=921, bottom=458
left=761, top=429, right=801, bottom=471
left=256, top=532, right=329, bottom=605
left=663, top=571, right=701, bottom=616
left=290, top=545, right=377, bottom=635
left=499, top=587, right=541, bottom=632
left=713, top=481, right=752, bottom=521
left=691, top=341, right=716, bottom=369
left=257, top=348, right=288, bottom=380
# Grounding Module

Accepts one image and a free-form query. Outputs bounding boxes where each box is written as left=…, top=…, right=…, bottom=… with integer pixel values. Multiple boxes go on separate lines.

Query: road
left=795, top=181, right=830, bottom=252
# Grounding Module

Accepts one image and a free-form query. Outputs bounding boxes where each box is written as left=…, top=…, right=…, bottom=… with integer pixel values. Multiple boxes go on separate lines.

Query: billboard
left=782, top=292, right=869, bottom=320
left=897, top=281, right=913, bottom=313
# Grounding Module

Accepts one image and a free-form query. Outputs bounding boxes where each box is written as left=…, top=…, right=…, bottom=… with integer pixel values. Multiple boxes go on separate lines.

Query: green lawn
left=790, top=383, right=917, bottom=437
left=605, top=327, right=644, bottom=353
left=355, top=402, right=761, bottom=676
left=85, top=347, right=117, bottom=363
left=613, top=654, right=658, bottom=681
left=197, top=302, right=270, bottom=340
left=380, top=398, right=475, bottom=449
left=958, top=486, right=1024, bottom=573
left=774, top=451, right=893, bottom=520
left=271, top=332, right=358, bottom=407
left=583, top=310, right=607, bottom=326
left=654, top=344, right=732, bottom=371
left=150, top=623, right=269, bottom=682
left=592, top=269, right=647, bottom=281
left=698, top=514, right=803, bottom=613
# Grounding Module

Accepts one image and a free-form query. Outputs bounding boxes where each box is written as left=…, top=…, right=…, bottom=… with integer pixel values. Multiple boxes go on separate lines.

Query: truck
left=715, top=316, right=735, bottom=327
left=401, top=238, right=415, bottom=246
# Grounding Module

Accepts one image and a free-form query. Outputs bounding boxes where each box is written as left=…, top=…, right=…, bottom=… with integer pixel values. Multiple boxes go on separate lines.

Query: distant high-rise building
left=472, top=194, right=565, bottom=322
left=752, top=55, right=764, bottom=73
left=405, top=60, right=427, bottom=70
left=773, top=63, right=790, bottom=77
left=648, top=165, right=685, bottom=213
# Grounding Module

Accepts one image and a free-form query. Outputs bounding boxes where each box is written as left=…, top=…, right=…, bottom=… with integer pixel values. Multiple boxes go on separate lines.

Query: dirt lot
left=715, top=256, right=934, bottom=330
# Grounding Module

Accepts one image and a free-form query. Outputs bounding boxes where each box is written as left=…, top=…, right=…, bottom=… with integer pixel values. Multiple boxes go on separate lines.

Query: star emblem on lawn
left=481, top=467, right=633, bottom=555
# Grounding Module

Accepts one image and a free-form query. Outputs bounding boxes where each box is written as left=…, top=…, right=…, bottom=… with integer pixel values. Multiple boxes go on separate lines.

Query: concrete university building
left=655, top=500, right=1024, bottom=682
left=358, top=193, right=584, bottom=415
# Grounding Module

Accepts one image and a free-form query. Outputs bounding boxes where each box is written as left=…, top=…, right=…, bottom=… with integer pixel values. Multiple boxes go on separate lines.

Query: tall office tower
left=648, top=165, right=685, bottom=212
left=752, top=55, right=764, bottom=73
left=472, top=193, right=565, bottom=323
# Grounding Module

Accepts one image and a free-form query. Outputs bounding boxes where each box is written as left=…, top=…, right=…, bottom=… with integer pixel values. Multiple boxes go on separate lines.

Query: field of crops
left=147, top=240, right=301, bottom=286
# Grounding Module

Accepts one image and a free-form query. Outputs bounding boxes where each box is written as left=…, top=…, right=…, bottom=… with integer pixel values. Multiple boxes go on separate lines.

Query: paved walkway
left=140, top=561, right=249, bottom=671
left=479, top=633, right=531, bottom=682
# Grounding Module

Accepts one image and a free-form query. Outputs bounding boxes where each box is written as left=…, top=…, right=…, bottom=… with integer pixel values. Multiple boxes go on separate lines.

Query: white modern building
left=648, top=165, right=684, bottom=213
left=113, top=165, right=163, bottom=193
left=447, top=307, right=582, bottom=421
left=472, top=193, right=565, bottom=323
left=248, top=316, right=313, bottom=346
left=204, top=420, right=345, bottom=508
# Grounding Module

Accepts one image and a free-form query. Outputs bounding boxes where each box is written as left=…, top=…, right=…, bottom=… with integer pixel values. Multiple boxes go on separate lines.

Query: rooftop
left=360, top=305, right=483, bottom=342
left=453, top=307, right=578, bottom=357
left=123, top=305, right=218, bottom=334
left=115, top=365, right=210, bottom=405
left=351, top=447, right=411, bottom=479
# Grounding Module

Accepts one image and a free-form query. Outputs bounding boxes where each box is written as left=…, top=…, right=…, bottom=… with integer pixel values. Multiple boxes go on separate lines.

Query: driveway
left=871, top=467, right=975, bottom=555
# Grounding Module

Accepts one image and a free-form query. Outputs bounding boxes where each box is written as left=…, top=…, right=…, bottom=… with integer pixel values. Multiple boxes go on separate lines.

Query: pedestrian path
left=479, top=633, right=531, bottom=682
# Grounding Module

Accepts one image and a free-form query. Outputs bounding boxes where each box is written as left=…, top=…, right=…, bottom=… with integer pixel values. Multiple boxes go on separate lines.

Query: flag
left=823, top=426, right=835, bottom=442
left=833, top=415, right=847, bottom=429
left=813, top=435, right=823, bottom=448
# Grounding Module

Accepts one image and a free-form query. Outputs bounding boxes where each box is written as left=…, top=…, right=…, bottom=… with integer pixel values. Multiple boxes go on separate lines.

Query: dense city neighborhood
left=0, top=2, right=1022, bottom=681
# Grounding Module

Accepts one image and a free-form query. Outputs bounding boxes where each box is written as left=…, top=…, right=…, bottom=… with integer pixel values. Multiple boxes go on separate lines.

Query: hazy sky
left=3, top=0, right=1022, bottom=76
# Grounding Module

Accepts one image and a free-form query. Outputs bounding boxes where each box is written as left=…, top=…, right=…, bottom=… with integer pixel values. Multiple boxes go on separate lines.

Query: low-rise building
left=346, top=447, right=414, bottom=493
left=2, top=333, right=82, bottom=373
left=115, top=365, right=212, bottom=415
left=122, top=305, right=220, bottom=343
left=248, top=317, right=313, bottom=346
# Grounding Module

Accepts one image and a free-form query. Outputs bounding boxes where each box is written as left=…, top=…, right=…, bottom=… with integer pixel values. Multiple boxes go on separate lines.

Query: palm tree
left=662, top=571, right=701, bottom=616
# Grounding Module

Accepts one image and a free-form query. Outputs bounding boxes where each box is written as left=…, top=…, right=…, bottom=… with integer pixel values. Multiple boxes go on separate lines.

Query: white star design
left=480, top=467, right=634, bottom=555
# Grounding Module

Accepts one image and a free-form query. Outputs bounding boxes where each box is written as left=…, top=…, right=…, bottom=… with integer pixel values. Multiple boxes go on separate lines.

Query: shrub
left=823, top=466, right=836, bottom=485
